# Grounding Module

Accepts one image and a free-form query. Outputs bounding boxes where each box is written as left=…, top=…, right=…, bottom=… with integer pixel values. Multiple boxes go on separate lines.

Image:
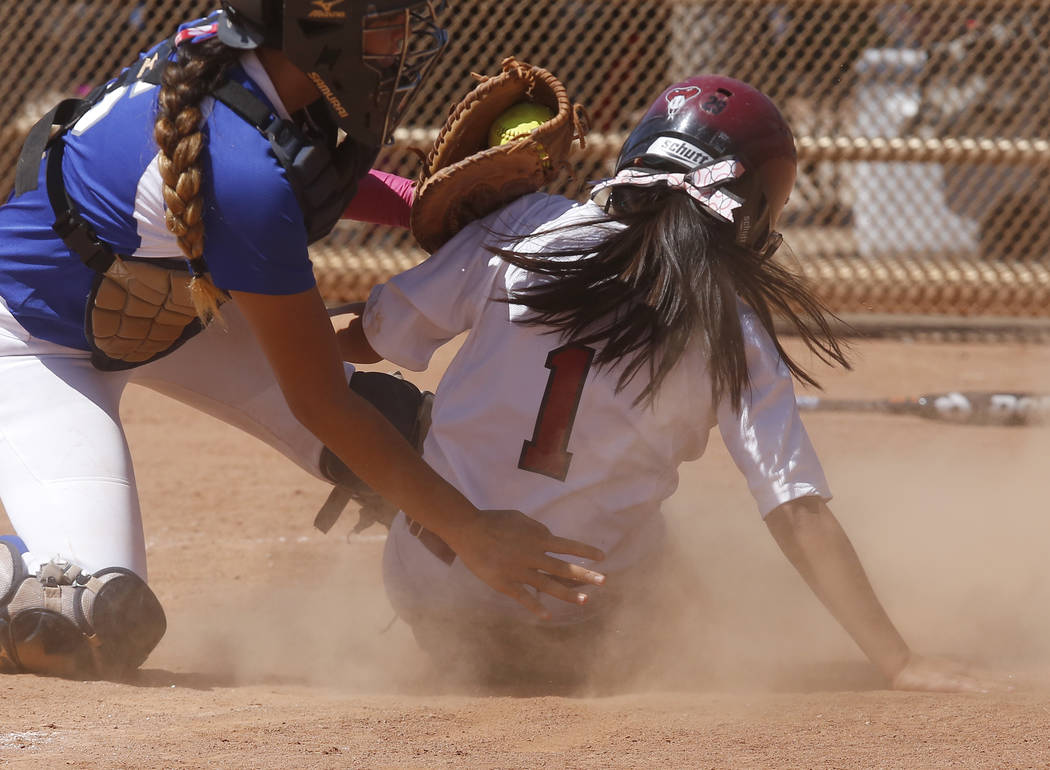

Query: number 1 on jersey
left=519, top=343, right=595, bottom=481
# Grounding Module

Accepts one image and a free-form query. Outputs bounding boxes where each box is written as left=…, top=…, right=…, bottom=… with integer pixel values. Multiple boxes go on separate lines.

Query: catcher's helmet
left=218, top=0, right=449, bottom=148
left=616, top=75, right=796, bottom=257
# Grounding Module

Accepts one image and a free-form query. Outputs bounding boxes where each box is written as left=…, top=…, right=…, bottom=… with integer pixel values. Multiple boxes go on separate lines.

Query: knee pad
left=0, top=542, right=166, bottom=679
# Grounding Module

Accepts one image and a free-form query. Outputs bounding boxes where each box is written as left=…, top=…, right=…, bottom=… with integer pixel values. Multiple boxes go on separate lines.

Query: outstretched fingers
left=450, top=509, right=607, bottom=618
left=545, top=534, right=606, bottom=566
left=508, top=554, right=604, bottom=618
left=536, top=552, right=605, bottom=587
left=532, top=572, right=593, bottom=607
left=500, top=574, right=591, bottom=620
left=517, top=532, right=605, bottom=616
left=502, top=584, right=547, bottom=619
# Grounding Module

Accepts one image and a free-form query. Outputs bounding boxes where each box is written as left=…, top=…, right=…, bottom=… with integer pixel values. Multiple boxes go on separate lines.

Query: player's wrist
left=399, top=479, right=482, bottom=547
left=427, top=503, right=484, bottom=552
left=877, top=643, right=913, bottom=683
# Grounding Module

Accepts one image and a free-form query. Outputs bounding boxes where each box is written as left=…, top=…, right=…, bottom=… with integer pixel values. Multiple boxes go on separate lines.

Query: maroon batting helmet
left=615, top=75, right=797, bottom=257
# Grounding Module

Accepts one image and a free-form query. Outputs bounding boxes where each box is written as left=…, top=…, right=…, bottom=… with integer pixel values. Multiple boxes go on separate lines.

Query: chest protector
left=14, top=40, right=378, bottom=371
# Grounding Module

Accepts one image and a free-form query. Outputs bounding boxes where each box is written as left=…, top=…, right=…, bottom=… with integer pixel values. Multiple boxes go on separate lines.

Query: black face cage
left=364, top=0, right=448, bottom=145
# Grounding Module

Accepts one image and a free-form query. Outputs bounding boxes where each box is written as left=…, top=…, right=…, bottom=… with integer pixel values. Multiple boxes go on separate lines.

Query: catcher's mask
left=218, top=0, right=449, bottom=147
left=614, top=75, right=796, bottom=259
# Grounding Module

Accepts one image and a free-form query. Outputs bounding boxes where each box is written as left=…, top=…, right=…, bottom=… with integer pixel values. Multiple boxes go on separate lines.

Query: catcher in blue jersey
left=0, top=1, right=604, bottom=679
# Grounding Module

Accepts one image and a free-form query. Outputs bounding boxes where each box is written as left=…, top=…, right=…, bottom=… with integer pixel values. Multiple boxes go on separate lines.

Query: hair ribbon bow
left=590, top=158, right=745, bottom=223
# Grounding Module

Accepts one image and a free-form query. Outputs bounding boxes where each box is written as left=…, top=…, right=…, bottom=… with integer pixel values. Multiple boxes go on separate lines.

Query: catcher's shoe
left=0, top=539, right=30, bottom=674
left=0, top=542, right=166, bottom=679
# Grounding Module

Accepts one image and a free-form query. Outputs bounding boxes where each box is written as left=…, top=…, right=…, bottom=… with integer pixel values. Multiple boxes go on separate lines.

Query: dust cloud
left=162, top=404, right=1050, bottom=697
left=618, top=339, right=1050, bottom=694
left=158, top=542, right=435, bottom=692
left=3, top=340, right=1048, bottom=698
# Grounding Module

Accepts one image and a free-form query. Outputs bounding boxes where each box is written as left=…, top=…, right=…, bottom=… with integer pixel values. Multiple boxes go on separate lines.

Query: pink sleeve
left=342, top=170, right=415, bottom=229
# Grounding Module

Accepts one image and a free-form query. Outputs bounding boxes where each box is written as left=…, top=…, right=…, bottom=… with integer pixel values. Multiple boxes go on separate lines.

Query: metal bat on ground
left=796, top=391, right=1050, bottom=426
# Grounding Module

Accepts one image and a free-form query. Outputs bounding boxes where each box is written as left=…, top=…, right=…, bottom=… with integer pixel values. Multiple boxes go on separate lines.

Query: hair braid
left=153, top=38, right=238, bottom=325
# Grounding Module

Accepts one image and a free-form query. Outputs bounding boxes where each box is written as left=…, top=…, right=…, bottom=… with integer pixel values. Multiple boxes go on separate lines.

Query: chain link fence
left=3, top=1, right=1049, bottom=318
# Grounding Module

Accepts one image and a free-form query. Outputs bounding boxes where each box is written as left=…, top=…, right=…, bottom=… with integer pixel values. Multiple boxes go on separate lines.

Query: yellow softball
left=488, top=102, right=554, bottom=147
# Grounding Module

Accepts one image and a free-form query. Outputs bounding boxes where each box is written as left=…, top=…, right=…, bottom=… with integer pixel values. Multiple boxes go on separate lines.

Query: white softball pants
left=0, top=298, right=342, bottom=581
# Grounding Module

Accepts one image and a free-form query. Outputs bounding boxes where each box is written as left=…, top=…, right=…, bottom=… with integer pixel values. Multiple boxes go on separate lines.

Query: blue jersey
left=0, top=45, right=318, bottom=350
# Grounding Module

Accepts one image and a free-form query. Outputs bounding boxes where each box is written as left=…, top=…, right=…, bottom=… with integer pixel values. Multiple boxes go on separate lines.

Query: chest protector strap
left=43, top=135, right=205, bottom=370
left=13, top=39, right=375, bottom=370
left=211, top=80, right=379, bottom=245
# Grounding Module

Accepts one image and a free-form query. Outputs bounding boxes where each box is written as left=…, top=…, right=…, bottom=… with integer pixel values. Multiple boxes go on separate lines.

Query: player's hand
left=333, top=312, right=382, bottom=364
left=446, top=508, right=606, bottom=619
left=889, top=653, right=1018, bottom=694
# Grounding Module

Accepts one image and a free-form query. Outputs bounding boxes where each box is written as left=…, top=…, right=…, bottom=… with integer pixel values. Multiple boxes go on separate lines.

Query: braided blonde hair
left=153, top=38, right=238, bottom=325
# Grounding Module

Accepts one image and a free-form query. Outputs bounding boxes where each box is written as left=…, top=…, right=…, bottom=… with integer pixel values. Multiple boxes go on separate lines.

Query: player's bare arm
left=231, top=287, right=605, bottom=617
left=765, top=497, right=909, bottom=677
left=765, top=496, right=1012, bottom=693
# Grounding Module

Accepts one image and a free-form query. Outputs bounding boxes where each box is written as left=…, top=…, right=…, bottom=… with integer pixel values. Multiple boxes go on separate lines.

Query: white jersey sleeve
left=362, top=194, right=571, bottom=371
left=716, top=304, right=832, bottom=517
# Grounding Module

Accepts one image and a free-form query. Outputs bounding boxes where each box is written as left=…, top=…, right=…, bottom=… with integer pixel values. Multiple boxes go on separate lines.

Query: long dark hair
left=153, top=36, right=240, bottom=322
left=492, top=186, right=850, bottom=409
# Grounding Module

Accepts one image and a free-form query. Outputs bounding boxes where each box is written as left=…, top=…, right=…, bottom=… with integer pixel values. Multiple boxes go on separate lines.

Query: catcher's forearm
left=311, top=387, right=481, bottom=539
left=765, top=497, right=911, bottom=681
left=230, top=287, right=468, bottom=538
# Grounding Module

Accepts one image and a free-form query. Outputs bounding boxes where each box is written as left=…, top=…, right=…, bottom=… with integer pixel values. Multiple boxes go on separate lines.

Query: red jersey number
left=518, top=343, right=596, bottom=481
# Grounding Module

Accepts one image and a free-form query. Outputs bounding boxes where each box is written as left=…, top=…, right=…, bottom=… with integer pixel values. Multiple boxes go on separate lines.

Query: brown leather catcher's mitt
left=410, top=57, right=589, bottom=253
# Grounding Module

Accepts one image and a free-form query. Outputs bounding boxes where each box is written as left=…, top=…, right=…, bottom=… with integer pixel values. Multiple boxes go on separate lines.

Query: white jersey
left=363, top=193, right=830, bottom=623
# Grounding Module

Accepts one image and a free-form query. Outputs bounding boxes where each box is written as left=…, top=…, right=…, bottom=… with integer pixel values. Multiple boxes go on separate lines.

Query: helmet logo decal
left=665, top=86, right=701, bottom=118
left=310, top=0, right=347, bottom=19
left=645, top=137, right=712, bottom=169
left=700, top=91, right=730, bottom=115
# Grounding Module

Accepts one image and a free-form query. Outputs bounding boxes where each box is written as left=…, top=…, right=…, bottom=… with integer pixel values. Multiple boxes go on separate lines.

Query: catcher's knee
left=0, top=541, right=166, bottom=679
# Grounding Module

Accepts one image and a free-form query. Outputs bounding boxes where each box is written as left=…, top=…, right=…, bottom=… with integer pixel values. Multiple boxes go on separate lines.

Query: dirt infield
left=1, top=338, right=1049, bottom=769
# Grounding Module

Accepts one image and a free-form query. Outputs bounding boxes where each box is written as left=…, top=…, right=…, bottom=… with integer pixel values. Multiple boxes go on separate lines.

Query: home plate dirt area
left=1, top=338, right=1048, bottom=769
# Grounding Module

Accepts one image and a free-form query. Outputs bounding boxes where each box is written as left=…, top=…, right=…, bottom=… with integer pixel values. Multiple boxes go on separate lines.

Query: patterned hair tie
left=590, top=157, right=745, bottom=223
